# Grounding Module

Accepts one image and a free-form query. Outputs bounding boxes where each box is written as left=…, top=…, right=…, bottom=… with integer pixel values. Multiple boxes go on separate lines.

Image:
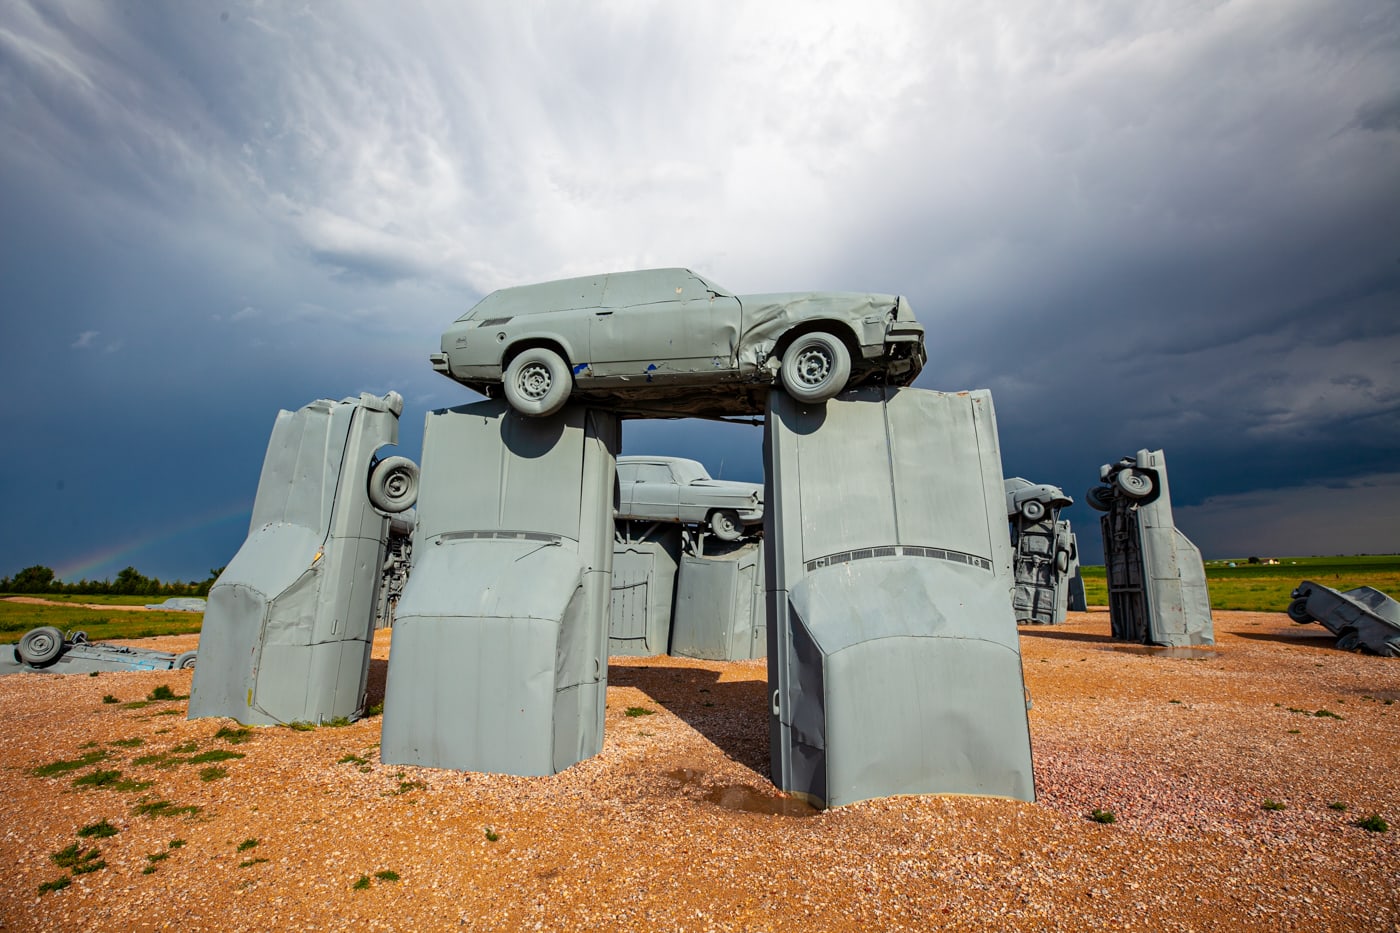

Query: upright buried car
left=430, top=268, right=926, bottom=418
left=616, top=455, right=763, bottom=541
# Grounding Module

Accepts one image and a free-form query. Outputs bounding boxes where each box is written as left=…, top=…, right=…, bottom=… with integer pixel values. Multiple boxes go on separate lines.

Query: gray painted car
left=430, top=268, right=926, bottom=418
left=1289, top=580, right=1400, bottom=656
left=616, top=455, right=762, bottom=541
left=4, top=627, right=196, bottom=676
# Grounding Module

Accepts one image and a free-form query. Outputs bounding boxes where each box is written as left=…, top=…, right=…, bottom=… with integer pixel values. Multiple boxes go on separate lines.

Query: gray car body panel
left=671, top=539, right=766, bottom=661
left=1089, top=449, right=1214, bottom=647
left=188, top=392, right=404, bottom=725
left=610, top=522, right=682, bottom=657
left=433, top=268, right=925, bottom=418
left=616, top=455, right=763, bottom=526
left=1290, top=580, right=1400, bottom=656
left=764, top=386, right=1035, bottom=808
left=3, top=632, right=191, bottom=676
left=379, top=400, right=618, bottom=776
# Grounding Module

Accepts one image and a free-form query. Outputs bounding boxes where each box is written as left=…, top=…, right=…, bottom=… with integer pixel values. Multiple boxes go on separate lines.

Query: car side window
left=616, top=462, right=638, bottom=485
left=633, top=464, right=673, bottom=484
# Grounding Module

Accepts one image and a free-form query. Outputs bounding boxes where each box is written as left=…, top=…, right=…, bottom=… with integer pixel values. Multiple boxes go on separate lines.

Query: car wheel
left=174, top=650, right=198, bottom=670
left=1115, top=468, right=1155, bottom=499
left=1020, top=499, right=1046, bottom=522
left=1056, top=549, right=1069, bottom=574
left=503, top=347, right=572, bottom=417
left=709, top=509, right=743, bottom=542
left=1335, top=627, right=1362, bottom=651
left=1086, top=485, right=1114, bottom=511
left=18, top=626, right=65, bottom=666
left=1286, top=598, right=1313, bottom=624
left=369, top=456, right=419, bottom=513
left=780, top=332, right=851, bottom=404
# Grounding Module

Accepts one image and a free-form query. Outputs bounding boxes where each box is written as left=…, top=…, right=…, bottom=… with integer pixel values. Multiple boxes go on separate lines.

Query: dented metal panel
left=189, top=392, right=408, bottom=725
left=671, top=539, right=766, bottom=661
left=765, top=386, right=1035, bottom=808
left=379, top=399, right=618, bottom=776
left=609, top=522, right=681, bottom=657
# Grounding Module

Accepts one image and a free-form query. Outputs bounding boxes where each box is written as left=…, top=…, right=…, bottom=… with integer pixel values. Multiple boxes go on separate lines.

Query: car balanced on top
left=430, top=268, right=926, bottom=419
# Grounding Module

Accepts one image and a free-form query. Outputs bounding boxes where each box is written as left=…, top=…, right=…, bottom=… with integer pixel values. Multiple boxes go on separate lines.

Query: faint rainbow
left=53, top=499, right=254, bottom=582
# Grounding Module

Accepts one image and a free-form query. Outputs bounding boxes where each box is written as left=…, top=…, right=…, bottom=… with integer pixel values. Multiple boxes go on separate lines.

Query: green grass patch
left=73, top=768, right=150, bottom=792
left=0, top=599, right=203, bottom=641
left=168, top=839, right=185, bottom=848
left=109, top=737, right=144, bottom=748
left=1355, top=814, right=1389, bottom=832
left=239, top=857, right=269, bottom=868
left=38, top=876, right=71, bottom=895
left=1261, top=798, right=1286, bottom=811
left=365, top=702, right=384, bottom=717
left=322, top=716, right=352, bottom=728
left=131, top=799, right=201, bottom=819
left=31, top=750, right=108, bottom=777
left=51, top=843, right=105, bottom=874
left=214, top=725, right=253, bottom=744
left=287, top=720, right=317, bottom=732
left=1079, top=554, right=1400, bottom=611
left=1089, top=808, right=1116, bottom=824
left=1329, top=801, right=1348, bottom=811
left=1314, top=709, right=1343, bottom=720
left=624, top=706, right=655, bottom=717
left=121, top=700, right=152, bottom=710
left=375, top=869, right=400, bottom=882
left=485, top=827, right=500, bottom=842
left=339, top=754, right=368, bottom=766
left=198, top=766, right=228, bottom=781
left=146, top=685, right=185, bottom=701
left=352, top=874, right=371, bottom=890
left=77, top=819, right=119, bottom=839
left=102, top=694, right=118, bottom=704
left=236, top=838, right=258, bottom=852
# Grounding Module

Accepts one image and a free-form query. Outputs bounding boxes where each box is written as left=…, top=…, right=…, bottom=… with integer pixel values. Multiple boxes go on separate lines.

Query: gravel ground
left=1, top=609, right=1396, bottom=932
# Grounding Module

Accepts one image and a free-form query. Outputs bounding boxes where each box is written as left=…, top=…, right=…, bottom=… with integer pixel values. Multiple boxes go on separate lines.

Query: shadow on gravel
left=364, top=658, right=388, bottom=709
left=1232, top=630, right=1344, bottom=649
left=607, top=663, right=770, bottom=775
left=1017, top=628, right=1117, bottom=644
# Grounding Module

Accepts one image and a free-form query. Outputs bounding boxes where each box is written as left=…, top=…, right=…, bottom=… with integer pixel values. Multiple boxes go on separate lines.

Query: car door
left=626, top=460, right=682, bottom=521
left=588, top=270, right=742, bottom=382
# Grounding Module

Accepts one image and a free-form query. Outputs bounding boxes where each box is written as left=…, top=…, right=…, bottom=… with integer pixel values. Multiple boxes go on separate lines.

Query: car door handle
left=595, top=310, right=614, bottom=316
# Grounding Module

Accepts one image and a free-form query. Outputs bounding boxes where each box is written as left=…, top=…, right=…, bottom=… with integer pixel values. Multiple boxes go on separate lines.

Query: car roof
left=458, top=268, right=729, bottom=321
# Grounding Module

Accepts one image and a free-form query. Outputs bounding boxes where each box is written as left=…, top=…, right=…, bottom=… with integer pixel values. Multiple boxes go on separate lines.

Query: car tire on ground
left=709, top=509, right=743, bottom=542
left=1020, top=499, right=1046, bottom=522
left=1286, top=598, right=1314, bottom=625
left=369, top=456, right=420, bottom=513
left=1056, top=549, right=1070, bottom=574
left=174, top=650, right=198, bottom=670
left=1086, top=485, right=1115, bottom=511
left=780, top=332, right=851, bottom=404
left=18, top=626, right=65, bottom=666
left=1115, top=468, right=1155, bottom=499
left=503, top=347, right=572, bottom=417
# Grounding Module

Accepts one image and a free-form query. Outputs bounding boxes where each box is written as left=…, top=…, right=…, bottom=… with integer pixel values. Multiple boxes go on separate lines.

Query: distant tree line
left=0, top=565, right=224, bottom=597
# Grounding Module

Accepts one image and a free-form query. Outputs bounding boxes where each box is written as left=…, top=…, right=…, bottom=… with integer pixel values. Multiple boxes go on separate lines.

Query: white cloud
left=71, top=330, right=97, bottom=349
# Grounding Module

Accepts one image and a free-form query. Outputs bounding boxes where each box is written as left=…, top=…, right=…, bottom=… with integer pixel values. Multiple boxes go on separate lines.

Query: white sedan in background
left=616, top=456, right=762, bottom=541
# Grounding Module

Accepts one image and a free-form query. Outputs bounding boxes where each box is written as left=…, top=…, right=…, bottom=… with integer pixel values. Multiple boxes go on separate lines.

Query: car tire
left=1336, top=627, right=1362, bottom=651
left=1020, top=499, right=1046, bottom=522
left=1115, top=468, right=1155, bottom=499
left=174, top=650, right=198, bottom=670
left=503, top=347, right=572, bottom=417
left=1056, top=549, right=1070, bottom=574
left=1086, top=485, right=1114, bottom=511
left=369, top=456, right=419, bottom=513
left=18, top=626, right=65, bottom=666
left=1286, top=598, right=1313, bottom=625
left=709, top=509, right=743, bottom=542
left=780, top=332, right=851, bottom=404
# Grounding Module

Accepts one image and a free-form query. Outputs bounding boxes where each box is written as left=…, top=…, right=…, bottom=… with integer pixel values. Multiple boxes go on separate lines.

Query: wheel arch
left=772, top=319, right=863, bottom=366
left=502, top=337, right=575, bottom=372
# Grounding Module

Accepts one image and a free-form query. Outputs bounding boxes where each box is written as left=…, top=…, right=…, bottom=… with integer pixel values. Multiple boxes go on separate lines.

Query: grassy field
left=0, top=597, right=203, bottom=643
left=1080, top=554, right=1400, bottom=611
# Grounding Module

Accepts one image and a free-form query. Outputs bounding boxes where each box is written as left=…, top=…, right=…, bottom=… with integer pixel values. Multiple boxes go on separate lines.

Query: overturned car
left=1288, top=580, right=1400, bottom=657
left=3, top=626, right=196, bottom=675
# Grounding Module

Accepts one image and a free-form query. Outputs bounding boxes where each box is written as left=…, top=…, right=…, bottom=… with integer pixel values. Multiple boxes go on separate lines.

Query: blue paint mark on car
left=573, top=362, right=589, bottom=376
left=646, top=363, right=658, bottom=382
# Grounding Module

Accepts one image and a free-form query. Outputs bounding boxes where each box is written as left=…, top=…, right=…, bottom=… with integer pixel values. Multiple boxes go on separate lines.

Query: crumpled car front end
left=736, top=291, right=925, bottom=384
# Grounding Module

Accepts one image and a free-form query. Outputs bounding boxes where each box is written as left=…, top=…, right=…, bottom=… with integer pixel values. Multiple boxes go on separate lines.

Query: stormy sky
left=1, top=0, right=1396, bottom=581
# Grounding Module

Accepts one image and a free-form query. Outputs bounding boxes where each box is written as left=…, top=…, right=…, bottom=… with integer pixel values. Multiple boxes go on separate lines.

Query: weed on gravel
left=77, top=819, right=119, bottom=839
left=131, top=798, right=201, bottom=819
left=237, top=838, right=259, bottom=852
left=625, top=706, right=655, bottom=717
left=147, top=685, right=187, bottom=702
left=1261, top=798, right=1287, bottom=811
left=353, top=874, right=371, bottom=890
left=1329, top=801, right=1349, bottom=811
left=102, top=694, right=118, bottom=704
left=1089, top=809, right=1117, bottom=824
left=375, top=869, right=400, bottom=882
left=214, top=725, right=254, bottom=744
left=1355, top=814, right=1389, bottom=832
left=73, top=768, right=151, bottom=792
left=288, top=720, right=317, bottom=731
left=51, top=842, right=105, bottom=874
left=38, top=876, right=71, bottom=895
left=199, top=766, right=228, bottom=781
left=31, top=750, right=106, bottom=777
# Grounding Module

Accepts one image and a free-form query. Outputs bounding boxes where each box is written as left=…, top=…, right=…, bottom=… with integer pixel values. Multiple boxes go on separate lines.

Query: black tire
left=369, top=456, right=419, bottom=513
left=1335, top=627, right=1362, bottom=651
left=1020, top=499, right=1046, bottom=522
left=174, top=651, right=198, bottom=670
left=1286, top=598, right=1313, bottom=625
left=1086, top=485, right=1114, bottom=512
left=1115, top=468, right=1155, bottom=499
left=18, top=626, right=65, bottom=666
left=709, top=509, right=743, bottom=542
left=503, top=347, right=572, bottom=417
left=780, top=332, right=851, bottom=404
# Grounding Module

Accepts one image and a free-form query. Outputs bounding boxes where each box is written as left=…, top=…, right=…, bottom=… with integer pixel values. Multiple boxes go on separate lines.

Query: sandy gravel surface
left=1, top=610, right=1396, bottom=931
